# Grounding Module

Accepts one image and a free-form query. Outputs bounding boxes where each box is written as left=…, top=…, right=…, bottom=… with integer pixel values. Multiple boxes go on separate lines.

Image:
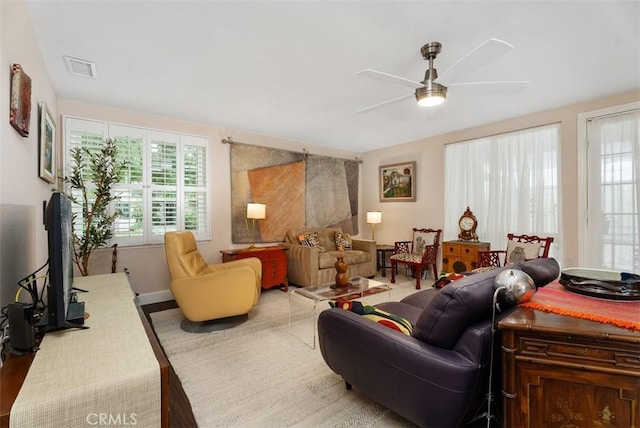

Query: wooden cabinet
left=0, top=273, right=169, bottom=428
left=499, top=308, right=640, bottom=428
left=442, top=240, right=489, bottom=273
left=221, top=246, right=288, bottom=291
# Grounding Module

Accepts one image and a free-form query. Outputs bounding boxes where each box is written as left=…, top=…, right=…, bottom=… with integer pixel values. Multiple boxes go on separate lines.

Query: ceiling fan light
left=415, top=85, right=447, bottom=107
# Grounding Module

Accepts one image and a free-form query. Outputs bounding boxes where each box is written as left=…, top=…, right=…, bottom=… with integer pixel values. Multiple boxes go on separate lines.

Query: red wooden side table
left=221, top=246, right=289, bottom=291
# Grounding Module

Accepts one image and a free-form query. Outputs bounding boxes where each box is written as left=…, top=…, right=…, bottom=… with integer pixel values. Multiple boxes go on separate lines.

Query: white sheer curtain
left=444, top=123, right=561, bottom=262
left=586, top=110, right=640, bottom=272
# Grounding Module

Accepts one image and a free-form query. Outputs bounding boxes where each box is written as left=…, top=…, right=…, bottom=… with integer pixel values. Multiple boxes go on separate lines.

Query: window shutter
left=110, top=125, right=145, bottom=244
left=63, top=116, right=211, bottom=247
left=64, top=118, right=106, bottom=239
left=182, top=136, right=209, bottom=239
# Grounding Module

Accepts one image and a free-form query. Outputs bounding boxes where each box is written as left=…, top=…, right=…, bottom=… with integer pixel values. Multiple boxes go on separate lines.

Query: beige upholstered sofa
left=283, top=227, right=377, bottom=287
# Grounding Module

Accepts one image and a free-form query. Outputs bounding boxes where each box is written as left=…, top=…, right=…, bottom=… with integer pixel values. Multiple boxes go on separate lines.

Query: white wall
left=3, top=0, right=638, bottom=305
left=57, top=100, right=360, bottom=302
left=0, top=0, right=364, bottom=305
left=0, top=0, right=58, bottom=309
left=360, top=90, right=640, bottom=271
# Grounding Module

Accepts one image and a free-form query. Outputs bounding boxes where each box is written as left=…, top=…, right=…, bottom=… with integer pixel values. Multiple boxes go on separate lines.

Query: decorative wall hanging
left=379, top=161, right=416, bottom=202
left=39, top=102, right=55, bottom=184
left=230, top=142, right=359, bottom=244
left=9, top=64, right=32, bottom=137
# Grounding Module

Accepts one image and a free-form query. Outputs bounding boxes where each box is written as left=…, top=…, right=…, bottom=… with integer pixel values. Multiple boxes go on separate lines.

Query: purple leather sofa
left=318, top=258, right=560, bottom=427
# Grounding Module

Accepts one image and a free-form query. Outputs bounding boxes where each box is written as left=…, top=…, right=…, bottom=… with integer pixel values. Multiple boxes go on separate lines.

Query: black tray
left=559, top=268, right=640, bottom=301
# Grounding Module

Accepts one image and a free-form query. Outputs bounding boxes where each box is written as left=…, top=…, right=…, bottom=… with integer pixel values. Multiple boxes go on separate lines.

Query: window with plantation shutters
left=182, top=138, right=208, bottom=233
left=64, top=117, right=211, bottom=247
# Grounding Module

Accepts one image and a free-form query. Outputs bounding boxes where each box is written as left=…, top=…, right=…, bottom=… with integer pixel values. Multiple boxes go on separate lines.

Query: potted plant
left=63, top=138, right=127, bottom=276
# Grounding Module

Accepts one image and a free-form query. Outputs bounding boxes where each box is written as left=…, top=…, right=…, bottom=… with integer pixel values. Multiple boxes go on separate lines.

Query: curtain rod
left=586, top=107, right=639, bottom=122
left=221, top=136, right=235, bottom=144
left=221, top=136, right=363, bottom=163
left=444, top=121, right=561, bottom=146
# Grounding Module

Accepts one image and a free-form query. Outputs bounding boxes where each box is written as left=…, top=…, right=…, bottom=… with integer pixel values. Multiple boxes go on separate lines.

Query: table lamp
left=366, top=211, right=382, bottom=241
left=245, top=203, right=266, bottom=248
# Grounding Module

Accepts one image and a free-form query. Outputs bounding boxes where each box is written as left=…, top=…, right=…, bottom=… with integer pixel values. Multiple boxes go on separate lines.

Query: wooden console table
left=499, top=307, right=640, bottom=427
left=442, top=240, right=490, bottom=273
left=0, top=273, right=168, bottom=428
left=221, top=246, right=288, bottom=291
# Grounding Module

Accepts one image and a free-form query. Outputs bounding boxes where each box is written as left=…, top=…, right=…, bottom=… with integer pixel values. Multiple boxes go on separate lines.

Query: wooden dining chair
left=477, top=233, right=554, bottom=268
left=390, top=228, right=442, bottom=289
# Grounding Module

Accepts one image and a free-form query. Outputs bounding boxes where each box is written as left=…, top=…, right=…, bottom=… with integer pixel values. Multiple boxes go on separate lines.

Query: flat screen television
left=44, top=192, right=86, bottom=331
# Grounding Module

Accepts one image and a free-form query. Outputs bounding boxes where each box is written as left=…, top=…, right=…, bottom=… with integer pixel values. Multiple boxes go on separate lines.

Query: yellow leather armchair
left=164, top=231, right=262, bottom=331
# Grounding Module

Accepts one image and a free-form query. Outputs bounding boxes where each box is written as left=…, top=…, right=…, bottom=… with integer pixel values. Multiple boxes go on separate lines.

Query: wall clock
left=458, top=207, right=479, bottom=241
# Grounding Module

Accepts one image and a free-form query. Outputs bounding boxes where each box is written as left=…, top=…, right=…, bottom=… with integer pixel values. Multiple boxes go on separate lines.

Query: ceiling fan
left=356, top=38, right=529, bottom=113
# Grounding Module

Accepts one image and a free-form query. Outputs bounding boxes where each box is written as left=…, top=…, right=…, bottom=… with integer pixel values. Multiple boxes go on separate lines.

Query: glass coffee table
left=288, top=276, right=391, bottom=349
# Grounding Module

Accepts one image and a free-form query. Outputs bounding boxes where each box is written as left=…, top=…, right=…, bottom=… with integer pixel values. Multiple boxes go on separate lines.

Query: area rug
left=150, top=276, right=420, bottom=427
left=522, top=281, right=640, bottom=331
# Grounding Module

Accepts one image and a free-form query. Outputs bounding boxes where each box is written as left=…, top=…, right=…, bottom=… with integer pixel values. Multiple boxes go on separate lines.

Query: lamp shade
left=246, top=203, right=266, bottom=220
left=494, top=269, right=535, bottom=304
left=415, top=82, right=447, bottom=107
left=366, top=211, right=382, bottom=224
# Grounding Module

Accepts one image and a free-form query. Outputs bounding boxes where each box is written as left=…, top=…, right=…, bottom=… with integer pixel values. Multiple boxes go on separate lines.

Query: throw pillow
left=433, top=272, right=465, bottom=289
left=329, top=300, right=413, bottom=335
left=506, top=240, right=541, bottom=263
left=334, top=231, right=352, bottom=251
left=344, top=233, right=352, bottom=250
left=297, top=232, right=326, bottom=252
left=413, top=231, right=436, bottom=254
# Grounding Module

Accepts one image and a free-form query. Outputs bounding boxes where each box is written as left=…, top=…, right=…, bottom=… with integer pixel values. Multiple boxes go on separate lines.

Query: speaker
left=8, top=302, right=36, bottom=354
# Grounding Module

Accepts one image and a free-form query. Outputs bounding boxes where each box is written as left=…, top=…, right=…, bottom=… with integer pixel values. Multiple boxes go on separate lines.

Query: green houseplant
left=64, top=138, right=127, bottom=276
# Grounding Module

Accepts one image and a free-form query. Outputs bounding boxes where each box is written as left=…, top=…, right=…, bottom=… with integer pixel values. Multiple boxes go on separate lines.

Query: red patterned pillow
left=329, top=300, right=413, bottom=335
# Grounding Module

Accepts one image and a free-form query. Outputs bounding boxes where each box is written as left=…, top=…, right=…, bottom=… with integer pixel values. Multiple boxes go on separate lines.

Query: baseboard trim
left=137, top=290, right=174, bottom=306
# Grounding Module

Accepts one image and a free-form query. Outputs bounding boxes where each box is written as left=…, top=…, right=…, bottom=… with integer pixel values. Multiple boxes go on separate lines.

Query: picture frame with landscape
left=379, top=161, right=416, bottom=202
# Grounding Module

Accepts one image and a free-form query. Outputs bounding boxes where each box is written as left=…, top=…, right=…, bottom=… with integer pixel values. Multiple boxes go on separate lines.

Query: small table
left=376, top=244, right=395, bottom=277
left=221, top=246, right=288, bottom=291
left=289, top=276, right=391, bottom=349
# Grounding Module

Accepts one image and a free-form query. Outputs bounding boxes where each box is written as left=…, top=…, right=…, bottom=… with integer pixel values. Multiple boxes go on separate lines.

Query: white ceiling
left=25, top=1, right=640, bottom=153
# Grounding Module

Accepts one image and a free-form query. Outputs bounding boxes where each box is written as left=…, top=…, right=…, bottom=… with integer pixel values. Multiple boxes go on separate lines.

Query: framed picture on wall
left=39, top=102, right=56, bottom=184
left=379, top=161, right=416, bottom=202
left=9, top=64, right=32, bottom=137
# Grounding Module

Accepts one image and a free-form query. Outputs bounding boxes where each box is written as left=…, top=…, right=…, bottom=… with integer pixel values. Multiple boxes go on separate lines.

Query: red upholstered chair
left=390, top=228, right=442, bottom=289
left=477, top=233, right=554, bottom=268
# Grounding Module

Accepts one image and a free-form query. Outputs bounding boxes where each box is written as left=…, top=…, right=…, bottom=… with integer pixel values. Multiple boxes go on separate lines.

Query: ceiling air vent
left=63, top=56, right=97, bottom=79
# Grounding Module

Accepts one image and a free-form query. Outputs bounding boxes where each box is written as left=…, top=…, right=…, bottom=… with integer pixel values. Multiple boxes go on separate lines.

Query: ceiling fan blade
left=356, top=93, right=414, bottom=113
left=449, top=80, right=530, bottom=94
left=357, top=69, right=424, bottom=89
left=438, top=38, right=514, bottom=85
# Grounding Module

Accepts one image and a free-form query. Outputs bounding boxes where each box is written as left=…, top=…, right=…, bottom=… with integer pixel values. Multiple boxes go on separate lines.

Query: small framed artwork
left=39, top=102, right=55, bottom=184
left=379, top=161, right=416, bottom=202
left=9, top=64, right=32, bottom=137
